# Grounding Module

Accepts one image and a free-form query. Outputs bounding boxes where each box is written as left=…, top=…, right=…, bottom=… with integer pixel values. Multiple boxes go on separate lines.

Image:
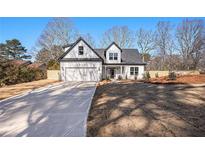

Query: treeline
left=34, top=18, right=205, bottom=71
left=0, top=61, right=46, bottom=86
left=0, top=39, right=46, bottom=86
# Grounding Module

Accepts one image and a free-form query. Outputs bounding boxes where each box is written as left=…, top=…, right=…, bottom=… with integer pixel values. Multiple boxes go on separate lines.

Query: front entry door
left=110, top=69, right=115, bottom=78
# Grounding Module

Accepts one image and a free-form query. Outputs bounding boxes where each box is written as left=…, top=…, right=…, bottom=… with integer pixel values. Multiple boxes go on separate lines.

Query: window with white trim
left=114, top=53, right=118, bottom=60
left=109, top=53, right=113, bottom=60
left=78, top=46, right=84, bottom=55
left=109, top=53, right=118, bottom=60
left=130, top=67, right=139, bottom=75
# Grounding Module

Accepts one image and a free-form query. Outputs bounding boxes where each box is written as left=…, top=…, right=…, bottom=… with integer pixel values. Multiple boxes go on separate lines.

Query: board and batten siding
left=64, top=40, right=99, bottom=59
left=105, top=44, right=121, bottom=63
left=124, top=65, right=144, bottom=79
left=60, top=39, right=103, bottom=81
left=102, top=65, right=144, bottom=80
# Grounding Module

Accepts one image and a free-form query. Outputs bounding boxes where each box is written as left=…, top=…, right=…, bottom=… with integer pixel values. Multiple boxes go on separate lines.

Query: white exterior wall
left=60, top=39, right=145, bottom=81
left=64, top=40, right=98, bottom=59
left=102, top=65, right=145, bottom=80
left=124, top=65, right=144, bottom=79
left=60, top=61, right=102, bottom=81
left=105, top=44, right=121, bottom=63
left=60, top=40, right=103, bottom=81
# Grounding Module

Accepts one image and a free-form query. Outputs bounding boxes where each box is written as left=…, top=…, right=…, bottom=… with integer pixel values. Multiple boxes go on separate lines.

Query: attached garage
left=65, top=67, right=100, bottom=81
left=58, top=38, right=103, bottom=82
left=60, top=61, right=102, bottom=81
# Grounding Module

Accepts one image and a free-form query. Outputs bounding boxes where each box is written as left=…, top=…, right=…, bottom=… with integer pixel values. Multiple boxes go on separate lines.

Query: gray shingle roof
left=59, top=37, right=145, bottom=65
left=94, top=48, right=145, bottom=64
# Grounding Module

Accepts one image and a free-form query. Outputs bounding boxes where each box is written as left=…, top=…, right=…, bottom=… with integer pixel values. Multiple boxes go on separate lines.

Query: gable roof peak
left=104, top=42, right=122, bottom=55
left=62, top=37, right=84, bottom=48
left=110, top=42, right=121, bottom=48
left=58, top=37, right=103, bottom=61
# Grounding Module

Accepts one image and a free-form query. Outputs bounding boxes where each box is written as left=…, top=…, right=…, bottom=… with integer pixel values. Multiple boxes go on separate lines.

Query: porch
left=102, top=65, right=125, bottom=79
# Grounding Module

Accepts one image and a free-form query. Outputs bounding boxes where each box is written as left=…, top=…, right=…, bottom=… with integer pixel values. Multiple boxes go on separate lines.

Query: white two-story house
left=59, top=37, right=146, bottom=81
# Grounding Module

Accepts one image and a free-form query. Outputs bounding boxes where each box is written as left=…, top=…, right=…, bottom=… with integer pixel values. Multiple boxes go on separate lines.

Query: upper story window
left=130, top=67, right=139, bottom=75
left=109, top=53, right=113, bottom=60
left=114, top=53, right=118, bottom=60
left=78, top=46, right=84, bottom=55
left=109, top=53, right=118, bottom=60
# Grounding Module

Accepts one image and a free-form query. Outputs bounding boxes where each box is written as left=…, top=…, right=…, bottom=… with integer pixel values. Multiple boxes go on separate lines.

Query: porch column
left=120, top=66, right=122, bottom=75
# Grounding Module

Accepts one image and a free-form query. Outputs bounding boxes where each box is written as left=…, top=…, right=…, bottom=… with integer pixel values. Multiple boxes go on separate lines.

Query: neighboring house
left=59, top=37, right=146, bottom=81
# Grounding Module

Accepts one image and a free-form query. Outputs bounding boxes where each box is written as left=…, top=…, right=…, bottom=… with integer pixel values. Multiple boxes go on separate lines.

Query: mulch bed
left=147, top=74, right=205, bottom=84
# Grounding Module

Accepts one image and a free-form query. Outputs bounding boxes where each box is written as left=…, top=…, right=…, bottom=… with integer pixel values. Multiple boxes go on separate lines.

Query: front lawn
left=87, top=81, right=205, bottom=136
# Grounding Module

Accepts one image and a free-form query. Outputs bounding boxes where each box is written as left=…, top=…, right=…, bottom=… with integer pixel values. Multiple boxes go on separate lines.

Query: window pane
left=135, top=71, right=138, bottom=75
left=130, top=67, right=134, bottom=75
left=78, top=46, right=84, bottom=55
left=135, top=67, right=139, bottom=74
left=79, top=46, right=83, bottom=50
left=135, top=67, right=139, bottom=71
left=109, top=53, right=113, bottom=60
left=114, top=53, right=118, bottom=60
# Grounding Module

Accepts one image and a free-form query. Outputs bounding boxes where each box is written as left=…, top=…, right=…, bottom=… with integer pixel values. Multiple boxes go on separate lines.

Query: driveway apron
left=0, top=81, right=97, bottom=137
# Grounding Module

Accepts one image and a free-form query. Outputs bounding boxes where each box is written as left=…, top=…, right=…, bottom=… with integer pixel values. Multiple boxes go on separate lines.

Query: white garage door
left=65, top=67, right=99, bottom=81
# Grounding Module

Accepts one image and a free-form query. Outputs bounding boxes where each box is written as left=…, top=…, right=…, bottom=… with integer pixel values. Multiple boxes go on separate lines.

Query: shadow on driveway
left=0, top=82, right=96, bottom=137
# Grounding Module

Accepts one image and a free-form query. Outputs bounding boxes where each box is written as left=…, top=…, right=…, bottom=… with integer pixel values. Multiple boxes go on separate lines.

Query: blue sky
left=1, top=17, right=205, bottom=52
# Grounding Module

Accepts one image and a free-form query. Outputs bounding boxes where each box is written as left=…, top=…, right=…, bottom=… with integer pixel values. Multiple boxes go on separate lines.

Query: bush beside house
left=0, top=60, right=46, bottom=87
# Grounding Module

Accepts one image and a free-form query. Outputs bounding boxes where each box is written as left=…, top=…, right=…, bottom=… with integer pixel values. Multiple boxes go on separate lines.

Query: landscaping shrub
left=143, top=71, right=151, bottom=80
left=168, top=71, right=176, bottom=80
left=134, top=75, right=138, bottom=80
left=0, top=60, right=46, bottom=87
left=18, top=67, right=35, bottom=82
left=118, top=75, right=122, bottom=80
left=0, top=61, right=19, bottom=85
left=155, top=72, right=159, bottom=78
left=34, top=69, right=47, bottom=80
left=106, top=75, right=110, bottom=80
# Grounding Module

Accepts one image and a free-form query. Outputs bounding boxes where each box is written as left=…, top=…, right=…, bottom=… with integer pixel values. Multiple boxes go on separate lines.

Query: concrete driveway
left=0, top=81, right=97, bottom=137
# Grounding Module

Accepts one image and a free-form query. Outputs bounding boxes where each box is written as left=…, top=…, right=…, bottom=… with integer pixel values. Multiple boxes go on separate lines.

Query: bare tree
left=155, top=21, right=174, bottom=70
left=35, top=45, right=63, bottom=64
left=176, top=19, right=205, bottom=70
left=81, top=33, right=96, bottom=47
left=136, top=28, right=155, bottom=62
left=100, top=26, right=134, bottom=48
left=35, top=48, right=51, bottom=63
left=198, top=50, right=205, bottom=71
left=35, top=17, right=78, bottom=61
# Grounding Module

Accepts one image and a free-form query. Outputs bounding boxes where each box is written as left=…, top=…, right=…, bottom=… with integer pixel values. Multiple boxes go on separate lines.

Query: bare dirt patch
left=87, top=81, right=205, bottom=136
left=0, top=79, right=60, bottom=100
left=148, top=74, right=205, bottom=84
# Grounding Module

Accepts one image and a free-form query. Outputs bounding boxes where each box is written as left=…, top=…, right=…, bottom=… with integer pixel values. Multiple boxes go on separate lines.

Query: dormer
left=104, top=42, right=122, bottom=63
